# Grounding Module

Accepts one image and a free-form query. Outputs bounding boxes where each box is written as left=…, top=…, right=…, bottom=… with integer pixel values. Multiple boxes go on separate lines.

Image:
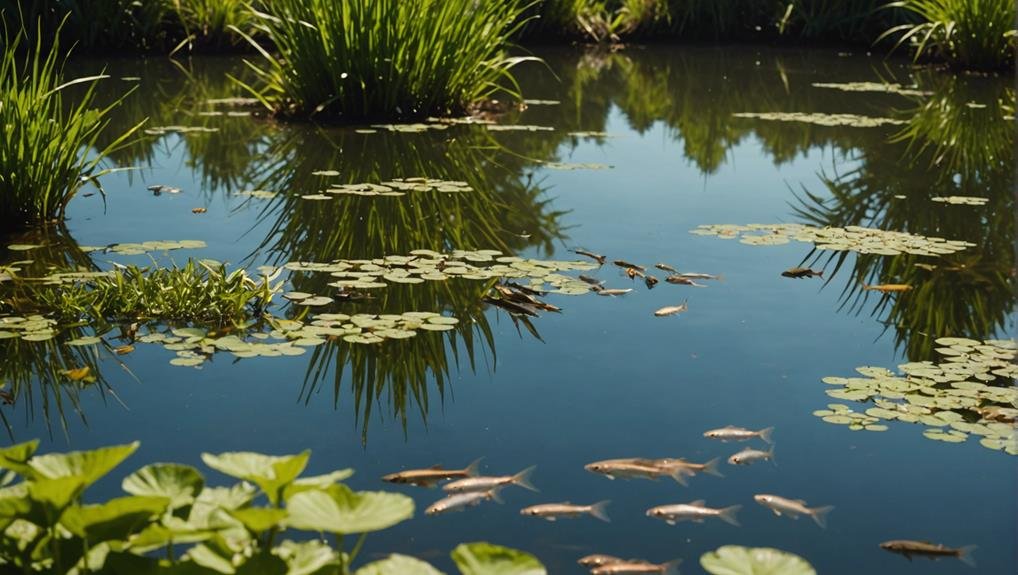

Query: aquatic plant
left=882, top=0, right=1017, bottom=69
left=169, top=0, right=257, bottom=52
left=0, top=27, right=141, bottom=229
left=234, top=0, right=537, bottom=122
left=701, top=545, right=816, bottom=575
left=0, top=0, right=173, bottom=51
left=0, top=440, right=545, bottom=573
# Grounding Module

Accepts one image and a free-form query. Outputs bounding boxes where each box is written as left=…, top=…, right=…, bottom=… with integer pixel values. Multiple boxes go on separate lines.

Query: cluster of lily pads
left=238, top=189, right=279, bottom=199
left=285, top=250, right=599, bottom=295
left=0, top=315, right=58, bottom=342
left=690, top=223, right=974, bottom=257
left=143, top=125, right=220, bottom=136
left=931, top=195, right=989, bottom=206
left=810, top=82, right=931, bottom=97
left=486, top=124, right=555, bottom=132
left=302, top=177, right=473, bottom=200
left=731, top=112, right=905, bottom=128
left=77, top=240, right=208, bottom=256
left=814, top=338, right=1017, bottom=454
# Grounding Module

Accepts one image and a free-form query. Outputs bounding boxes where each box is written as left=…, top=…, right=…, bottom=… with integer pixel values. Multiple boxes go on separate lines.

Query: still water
left=2, top=46, right=1015, bottom=573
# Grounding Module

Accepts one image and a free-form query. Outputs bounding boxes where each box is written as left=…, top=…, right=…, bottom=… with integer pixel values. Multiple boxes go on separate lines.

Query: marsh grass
left=169, top=0, right=257, bottom=53
left=882, top=0, right=1017, bottom=69
left=0, top=27, right=142, bottom=229
left=234, top=0, right=538, bottom=122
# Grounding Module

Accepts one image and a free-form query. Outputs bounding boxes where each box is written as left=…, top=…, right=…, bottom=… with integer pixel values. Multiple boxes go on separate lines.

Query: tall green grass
left=170, top=0, right=257, bottom=52
left=0, top=28, right=141, bottom=228
left=235, top=0, right=537, bottom=122
left=882, top=0, right=1016, bottom=69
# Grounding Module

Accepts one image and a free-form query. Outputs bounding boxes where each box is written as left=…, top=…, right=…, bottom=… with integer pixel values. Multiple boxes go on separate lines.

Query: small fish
left=612, top=259, right=645, bottom=272
left=579, top=274, right=605, bottom=286
left=703, top=425, right=774, bottom=444
left=382, top=458, right=482, bottom=487
left=652, top=457, right=723, bottom=480
left=597, top=288, right=633, bottom=296
left=520, top=500, right=610, bottom=522
left=862, top=283, right=912, bottom=293
left=625, top=267, right=644, bottom=279
left=60, top=366, right=92, bottom=381
left=191, top=207, right=207, bottom=214
left=578, top=555, right=626, bottom=568
left=654, top=263, right=678, bottom=273
left=643, top=275, right=659, bottom=289
left=781, top=267, right=822, bottom=279
left=646, top=500, right=741, bottom=526
left=754, top=494, right=833, bottom=528
left=585, top=459, right=689, bottom=485
left=879, top=540, right=976, bottom=567
left=654, top=302, right=688, bottom=317
left=728, top=445, right=775, bottom=466
left=665, top=275, right=707, bottom=287
left=425, top=488, right=501, bottom=515
left=572, top=248, right=606, bottom=265
left=591, top=559, right=682, bottom=575
left=443, top=466, right=537, bottom=493
left=113, top=344, right=135, bottom=355
left=147, top=185, right=181, bottom=195
left=674, top=272, right=722, bottom=281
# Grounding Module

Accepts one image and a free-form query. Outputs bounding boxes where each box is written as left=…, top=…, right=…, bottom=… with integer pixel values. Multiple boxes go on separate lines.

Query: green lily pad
left=356, top=554, right=445, bottom=575
left=286, top=485, right=413, bottom=535
left=700, top=545, right=816, bottom=575
left=451, top=542, right=546, bottom=575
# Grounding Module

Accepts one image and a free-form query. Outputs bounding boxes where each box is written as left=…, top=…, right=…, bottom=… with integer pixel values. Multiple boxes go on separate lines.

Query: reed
left=882, top=0, right=1016, bottom=69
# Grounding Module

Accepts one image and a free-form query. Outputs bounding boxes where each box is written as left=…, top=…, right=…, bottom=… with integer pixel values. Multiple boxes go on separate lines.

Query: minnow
left=863, top=283, right=912, bottom=293
left=665, top=275, right=707, bottom=287
left=674, top=272, right=722, bottom=281
left=612, top=259, right=645, bottom=272
left=443, top=466, right=537, bottom=493
left=644, top=275, right=659, bottom=289
left=579, top=274, right=605, bottom=286
left=425, top=488, right=501, bottom=515
left=654, top=263, right=678, bottom=273
left=781, top=267, right=822, bottom=279
left=652, top=457, right=723, bottom=480
left=382, top=458, right=482, bottom=487
left=584, top=459, right=690, bottom=485
left=520, top=500, right=610, bottom=522
left=728, top=445, right=775, bottom=466
left=625, top=267, right=645, bottom=279
left=704, top=425, right=774, bottom=444
left=646, top=500, right=741, bottom=526
left=754, top=494, right=833, bottom=528
left=597, top=288, right=633, bottom=296
left=879, top=540, right=976, bottom=567
left=654, top=302, right=688, bottom=317
left=572, top=249, right=606, bottom=265
left=592, top=559, right=682, bottom=575
left=578, top=555, right=627, bottom=568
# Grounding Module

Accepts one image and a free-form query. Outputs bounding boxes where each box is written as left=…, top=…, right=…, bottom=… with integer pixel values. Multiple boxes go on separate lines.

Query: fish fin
left=810, top=505, right=834, bottom=529
left=718, top=505, right=741, bottom=527
left=488, top=488, right=504, bottom=505
left=464, top=457, right=484, bottom=477
left=758, top=427, right=775, bottom=444
left=668, top=468, right=690, bottom=486
left=661, top=559, right=683, bottom=575
left=665, top=519, right=676, bottom=526
left=958, top=545, right=977, bottom=568
left=702, top=457, right=724, bottom=478
left=690, top=500, right=706, bottom=506
left=546, top=517, right=556, bottom=522
left=429, top=464, right=444, bottom=469
left=768, top=445, right=777, bottom=467
left=605, top=474, right=615, bottom=480
left=511, top=465, right=538, bottom=492
left=716, top=274, right=725, bottom=282
left=817, top=270, right=824, bottom=278
left=589, top=500, right=611, bottom=522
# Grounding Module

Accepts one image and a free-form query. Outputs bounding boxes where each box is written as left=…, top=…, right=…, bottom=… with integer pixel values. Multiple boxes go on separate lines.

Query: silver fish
left=592, top=559, right=682, bottom=575
left=703, top=425, right=774, bottom=444
left=664, top=275, right=707, bottom=287
left=521, top=500, right=610, bottom=522
left=597, top=288, right=633, bottom=296
left=654, top=263, right=678, bottom=273
left=425, top=488, right=502, bottom=515
left=578, top=554, right=627, bottom=568
left=646, top=500, right=741, bottom=526
left=728, top=445, right=775, bottom=466
left=585, top=459, right=688, bottom=484
left=382, top=458, right=482, bottom=487
left=443, top=466, right=537, bottom=493
left=652, top=457, right=724, bottom=480
left=674, top=272, right=722, bottom=281
left=754, top=494, right=833, bottom=528
left=654, top=302, right=688, bottom=317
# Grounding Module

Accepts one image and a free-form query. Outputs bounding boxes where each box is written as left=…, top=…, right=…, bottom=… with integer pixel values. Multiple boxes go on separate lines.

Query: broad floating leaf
left=451, top=542, right=546, bottom=575
left=700, top=545, right=816, bottom=575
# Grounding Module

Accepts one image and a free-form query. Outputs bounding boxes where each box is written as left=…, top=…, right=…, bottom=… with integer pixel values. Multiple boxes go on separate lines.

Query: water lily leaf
left=283, top=469, right=355, bottom=500
left=0, top=440, right=39, bottom=477
left=229, top=507, right=288, bottom=534
left=451, top=542, right=546, bottom=575
left=357, top=554, right=444, bottom=575
left=29, top=442, right=139, bottom=487
left=285, top=485, right=413, bottom=535
left=201, top=451, right=309, bottom=505
left=170, top=357, right=206, bottom=367
left=67, top=336, right=102, bottom=346
left=701, top=546, right=815, bottom=575
left=274, top=540, right=342, bottom=575
left=123, top=463, right=205, bottom=512
left=60, top=495, right=169, bottom=543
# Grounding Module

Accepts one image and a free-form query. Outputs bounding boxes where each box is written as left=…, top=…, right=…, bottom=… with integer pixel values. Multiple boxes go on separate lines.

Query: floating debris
left=320, top=178, right=472, bottom=198
left=486, top=124, right=555, bottom=132
left=311, top=170, right=340, bottom=177
left=811, top=82, right=931, bottom=97
left=571, top=248, right=606, bottom=265
left=931, top=196, right=989, bottom=206
left=191, top=207, right=207, bottom=214
left=543, top=162, right=613, bottom=170
left=568, top=131, right=612, bottom=138
left=6, top=244, right=41, bottom=251
left=732, top=112, right=905, bottom=127
left=144, top=125, right=219, bottom=136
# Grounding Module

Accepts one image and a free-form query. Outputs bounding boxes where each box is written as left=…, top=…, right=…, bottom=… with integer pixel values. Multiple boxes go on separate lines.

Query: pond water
left=2, top=46, right=1015, bottom=573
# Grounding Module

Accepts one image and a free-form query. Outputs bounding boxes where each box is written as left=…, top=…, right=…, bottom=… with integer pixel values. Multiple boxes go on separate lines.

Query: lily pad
left=700, top=545, right=816, bottom=575
left=451, top=542, right=546, bottom=575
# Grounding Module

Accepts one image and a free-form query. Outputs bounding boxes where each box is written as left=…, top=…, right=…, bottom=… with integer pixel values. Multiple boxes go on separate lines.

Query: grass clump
left=235, top=0, right=536, bottom=122
left=169, top=0, right=258, bottom=52
left=0, top=28, right=140, bottom=229
left=883, top=0, right=1017, bottom=69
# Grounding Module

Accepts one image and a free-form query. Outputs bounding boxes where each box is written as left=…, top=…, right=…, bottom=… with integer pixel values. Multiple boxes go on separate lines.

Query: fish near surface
left=578, top=555, right=627, bottom=568
left=863, top=283, right=912, bottom=293
left=654, top=302, right=688, bottom=317
left=754, top=494, right=833, bottom=528
left=781, top=267, right=822, bottom=279
left=664, top=275, right=707, bottom=287
left=612, top=259, right=645, bottom=271
left=520, top=500, right=610, bottom=522
left=425, top=489, right=501, bottom=515
left=674, top=272, right=722, bottom=281
left=592, top=559, right=682, bottom=575
left=728, top=445, right=776, bottom=466
left=579, top=274, right=605, bottom=287
left=585, top=459, right=690, bottom=485
left=572, top=248, right=606, bottom=265
left=646, top=500, right=741, bottom=526
left=443, top=466, right=537, bottom=493
left=704, top=425, right=774, bottom=444
left=652, top=457, right=723, bottom=479
left=597, top=288, right=633, bottom=296
left=879, top=540, right=976, bottom=567
left=654, top=263, right=678, bottom=273
left=383, top=458, right=482, bottom=487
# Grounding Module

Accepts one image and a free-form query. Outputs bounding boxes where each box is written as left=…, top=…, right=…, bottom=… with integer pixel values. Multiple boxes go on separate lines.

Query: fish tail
left=718, top=505, right=741, bottom=527
left=661, top=559, right=683, bottom=575
left=668, top=468, right=690, bottom=487
left=511, top=465, right=539, bottom=492
left=716, top=273, right=725, bottom=282
left=768, top=445, right=777, bottom=467
left=810, top=505, right=834, bottom=529
left=758, top=426, right=775, bottom=444
left=701, top=457, right=725, bottom=478
left=488, top=487, right=505, bottom=504
left=817, top=270, right=824, bottom=278
left=862, top=283, right=872, bottom=291
left=957, top=545, right=977, bottom=568
left=464, top=457, right=484, bottom=477
left=588, top=500, right=611, bottom=522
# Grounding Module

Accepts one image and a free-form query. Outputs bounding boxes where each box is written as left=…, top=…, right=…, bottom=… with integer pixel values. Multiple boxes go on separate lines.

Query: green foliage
left=701, top=545, right=816, bottom=575
left=883, top=0, right=1017, bottom=69
left=0, top=0, right=173, bottom=51
left=233, top=0, right=537, bottom=122
left=169, top=0, right=258, bottom=52
left=0, top=26, right=141, bottom=228
left=0, top=441, right=544, bottom=574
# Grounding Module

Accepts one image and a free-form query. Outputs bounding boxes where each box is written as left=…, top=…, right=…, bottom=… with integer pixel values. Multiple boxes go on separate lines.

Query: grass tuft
left=882, top=0, right=1016, bottom=69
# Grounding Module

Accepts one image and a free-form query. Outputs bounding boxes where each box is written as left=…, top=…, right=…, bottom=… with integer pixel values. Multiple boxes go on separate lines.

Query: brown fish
left=781, top=267, right=822, bottom=279
left=654, top=263, right=678, bottom=273
left=625, top=267, right=645, bottom=279
left=879, top=540, right=976, bottom=566
left=612, top=259, right=645, bottom=272
left=863, top=283, right=912, bottom=293
left=654, top=302, right=688, bottom=317
left=572, top=248, right=606, bottom=265
left=665, top=275, right=707, bottom=287
left=644, top=275, right=659, bottom=289
left=585, top=458, right=714, bottom=486
left=578, top=555, right=627, bottom=568
left=591, top=559, right=682, bottom=574
left=382, top=458, right=482, bottom=487
left=579, top=274, right=605, bottom=287
left=191, top=207, right=207, bottom=214
left=520, top=500, right=610, bottom=522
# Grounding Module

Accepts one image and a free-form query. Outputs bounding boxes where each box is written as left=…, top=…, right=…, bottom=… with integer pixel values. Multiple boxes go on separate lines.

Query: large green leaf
left=451, top=543, right=546, bottom=575
left=234, top=552, right=287, bottom=575
left=123, top=463, right=205, bottom=512
left=186, top=543, right=236, bottom=574
left=700, top=546, right=816, bottom=575
left=0, top=483, right=30, bottom=519
left=273, top=540, right=342, bottom=575
left=201, top=451, right=309, bottom=504
left=228, top=507, right=288, bottom=534
left=285, top=485, right=413, bottom=535
left=127, top=521, right=217, bottom=552
left=0, top=440, right=39, bottom=477
left=283, top=469, right=354, bottom=500
left=60, top=496, right=169, bottom=543
left=27, top=476, right=88, bottom=525
left=29, top=442, right=139, bottom=487
left=356, top=554, right=445, bottom=575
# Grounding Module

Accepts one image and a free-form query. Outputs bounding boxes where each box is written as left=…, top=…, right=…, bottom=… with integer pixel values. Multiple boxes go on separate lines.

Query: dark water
left=2, top=46, right=1015, bottom=573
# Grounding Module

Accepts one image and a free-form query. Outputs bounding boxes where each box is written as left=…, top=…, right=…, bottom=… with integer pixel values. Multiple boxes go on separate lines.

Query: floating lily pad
left=701, top=545, right=815, bottom=575
left=732, top=112, right=905, bottom=127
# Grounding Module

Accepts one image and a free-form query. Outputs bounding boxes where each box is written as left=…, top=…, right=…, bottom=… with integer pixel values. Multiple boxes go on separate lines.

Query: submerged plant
left=0, top=27, right=141, bottom=228
left=233, top=0, right=537, bottom=122
left=882, top=0, right=1017, bottom=69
